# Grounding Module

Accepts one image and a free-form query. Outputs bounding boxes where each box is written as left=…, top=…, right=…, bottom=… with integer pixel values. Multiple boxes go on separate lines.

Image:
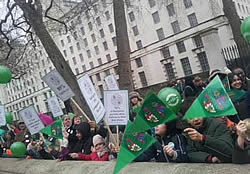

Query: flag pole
left=116, top=125, right=119, bottom=146
left=71, top=98, right=118, bottom=146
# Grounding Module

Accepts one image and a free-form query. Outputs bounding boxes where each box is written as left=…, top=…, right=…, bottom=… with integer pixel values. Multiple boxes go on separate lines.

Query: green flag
left=227, top=89, right=247, bottom=102
left=113, top=121, right=156, bottom=174
left=183, top=75, right=237, bottom=119
left=221, top=76, right=230, bottom=92
left=127, top=91, right=177, bottom=133
left=40, top=119, right=63, bottom=139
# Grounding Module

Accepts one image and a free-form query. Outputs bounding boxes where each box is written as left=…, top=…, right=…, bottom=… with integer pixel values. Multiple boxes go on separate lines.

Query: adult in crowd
left=15, top=121, right=31, bottom=146
left=232, top=119, right=250, bottom=163
left=129, top=91, right=143, bottom=121
left=135, top=120, right=188, bottom=162
left=184, top=117, right=233, bottom=163
left=233, top=68, right=249, bottom=90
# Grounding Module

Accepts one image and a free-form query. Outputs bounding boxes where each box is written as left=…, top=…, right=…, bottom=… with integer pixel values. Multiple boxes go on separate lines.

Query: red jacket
left=77, top=152, right=109, bottom=161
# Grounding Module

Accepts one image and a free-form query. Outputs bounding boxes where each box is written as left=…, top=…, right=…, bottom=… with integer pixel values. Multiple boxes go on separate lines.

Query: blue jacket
left=135, top=134, right=188, bottom=162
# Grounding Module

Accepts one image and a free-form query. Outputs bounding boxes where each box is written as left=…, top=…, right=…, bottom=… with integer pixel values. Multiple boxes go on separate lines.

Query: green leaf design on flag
left=183, top=75, right=237, bottom=119
left=227, top=89, right=247, bottom=102
left=127, top=91, right=177, bottom=133
left=40, top=119, right=63, bottom=139
left=113, top=121, right=156, bottom=174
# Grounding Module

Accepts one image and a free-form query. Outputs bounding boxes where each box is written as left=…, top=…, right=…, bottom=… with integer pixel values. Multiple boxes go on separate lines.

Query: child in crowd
left=69, top=134, right=108, bottom=161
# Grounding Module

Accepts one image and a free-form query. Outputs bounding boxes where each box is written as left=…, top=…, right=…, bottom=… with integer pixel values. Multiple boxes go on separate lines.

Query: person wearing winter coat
left=135, top=120, right=188, bottom=162
left=184, top=117, right=233, bottom=163
left=232, top=119, right=250, bottom=163
left=69, top=134, right=109, bottom=161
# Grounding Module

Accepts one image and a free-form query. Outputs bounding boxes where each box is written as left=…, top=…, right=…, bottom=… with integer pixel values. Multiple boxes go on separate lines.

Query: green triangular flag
left=40, top=119, right=63, bottom=139
left=127, top=91, right=177, bottom=133
left=227, top=89, right=247, bottom=102
left=221, top=76, right=230, bottom=92
left=183, top=75, right=238, bottom=119
left=113, top=121, right=156, bottom=174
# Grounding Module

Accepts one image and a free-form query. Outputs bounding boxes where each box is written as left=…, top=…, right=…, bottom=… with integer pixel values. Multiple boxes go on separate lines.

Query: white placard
left=0, top=105, right=6, bottom=126
left=47, top=96, right=64, bottom=117
left=42, top=70, right=75, bottom=101
left=104, top=90, right=129, bottom=125
left=18, top=105, right=45, bottom=135
left=104, top=74, right=119, bottom=90
left=78, top=74, right=105, bottom=123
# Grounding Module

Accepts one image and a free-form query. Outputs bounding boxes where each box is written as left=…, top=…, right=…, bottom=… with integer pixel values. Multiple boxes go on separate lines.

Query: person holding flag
left=135, top=120, right=188, bottom=163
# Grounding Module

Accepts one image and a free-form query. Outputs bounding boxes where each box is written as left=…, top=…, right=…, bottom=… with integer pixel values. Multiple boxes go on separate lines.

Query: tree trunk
left=222, top=0, right=247, bottom=57
left=16, top=1, right=93, bottom=120
left=113, top=0, right=134, bottom=92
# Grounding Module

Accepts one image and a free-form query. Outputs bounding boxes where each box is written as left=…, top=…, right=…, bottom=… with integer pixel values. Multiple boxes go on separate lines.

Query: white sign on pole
left=78, top=74, right=105, bottom=123
left=42, top=70, right=75, bottom=101
left=18, top=105, right=45, bottom=135
left=104, top=74, right=119, bottom=90
left=0, top=105, right=6, bottom=126
left=104, top=90, right=129, bottom=125
left=47, top=96, right=64, bottom=118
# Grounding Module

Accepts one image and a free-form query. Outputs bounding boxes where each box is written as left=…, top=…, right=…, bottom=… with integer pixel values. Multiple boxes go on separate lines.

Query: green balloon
left=10, top=142, right=26, bottom=156
left=0, top=65, right=12, bottom=84
left=5, top=112, right=13, bottom=124
left=157, top=87, right=182, bottom=113
left=241, top=17, right=250, bottom=41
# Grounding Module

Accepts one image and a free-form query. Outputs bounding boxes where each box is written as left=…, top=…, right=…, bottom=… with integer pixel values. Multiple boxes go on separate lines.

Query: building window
left=83, top=38, right=88, bottom=47
left=76, top=42, right=81, bottom=51
left=135, top=57, right=143, bottom=67
left=148, top=0, right=156, bottom=8
left=188, top=13, right=198, bottom=27
left=91, top=34, right=96, bottom=43
left=125, top=0, right=131, bottom=8
left=156, top=28, right=165, bottom=40
left=105, top=11, right=110, bottom=20
left=136, top=40, right=143, bottom=49
left=67, top=36, right=71, bottom=43
left=100, top=29, right=105, bottom=38
left=94, top=46, right=100, bottom=55
left=96, top=73, right=101, bottom=81
left=72, top=57, right=77, bottom=65
left=167, top=3, right=175, bottom=17
left=93, top=4, right=98, bottom=14
left=197, top=52, right=210, bottom=72
left=176, top=41, right=186, bottom=53
left=82, top=65, right=86, bottom=72
left=165, top=63, right=175, bottom=80
left=181, top=57, right=192, bottom=75
left=73, top=31, right=78, bottom=40
left=103, top=41, right=109, bottom=50
left=60, top=40, right=64, bottom=47
left=98, top=85, right=104, bottom=96
left=106, top=54, right=111, bottom=62
left=132, top=26, right=139, bottom=36
left=77, top=16, right=82, bottom=24
left=97, top=58, right=102, bottom=65
left=85, top=10, right=90, bottom=20
left=183, top=0, right=192, bottom=8
left=87, top=50, right=91, bottom=58
left=152, top=11, right=160, bottom=24
left=138, top=71, right=148, bottom=87
left=75, top=68, right=79, bottom=75
left=70, top=46, right=74, bottom=54
left=108, top=23, right=114, bottom=33
left=128, top=12, right=135, bottom=22
left=104, top=69, right=110, bottom=76
left=96, top=17, right=101, bottom=26
left=88, top=22, right=93, bottom=31
left=171, top=21, right=181, bottom=34
left=112, top=37, right=117, bottom=46
left=161, top=46, right=171, bottom=58
left=79, top=54, right=84, bottom=62
left=80, top=27, right=85, bottom=35
left=114, top=66, right=119, bottom=75
left=193, top=35, right=203, bottom=48
left=89, top=62, right=94, bottom=69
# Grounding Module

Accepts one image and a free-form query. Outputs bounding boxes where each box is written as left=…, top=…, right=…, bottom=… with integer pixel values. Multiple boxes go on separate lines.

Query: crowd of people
left=0, top=67, right=250, bottom=164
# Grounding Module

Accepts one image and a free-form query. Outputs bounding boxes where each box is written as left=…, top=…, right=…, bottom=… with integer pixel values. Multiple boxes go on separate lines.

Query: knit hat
left=208, top=69, right=227, bottom=82
left=129, top=91, right=142, bottom=100
left=93, top=134, right=105, bottom=147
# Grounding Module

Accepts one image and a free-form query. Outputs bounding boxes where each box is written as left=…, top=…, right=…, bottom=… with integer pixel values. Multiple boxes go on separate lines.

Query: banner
left=78, top=74, right=105, bottom=123
left=47, top=96, right=64, bottom=117
left=42, top=70, right=75, bottom=101
left=0, top=105, right=6, bottom=126
left=18, top=105, right=45, bottom=135
left=104, top=74, right=119, bottom=90
left=104, top=90, right=129, bottom=125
